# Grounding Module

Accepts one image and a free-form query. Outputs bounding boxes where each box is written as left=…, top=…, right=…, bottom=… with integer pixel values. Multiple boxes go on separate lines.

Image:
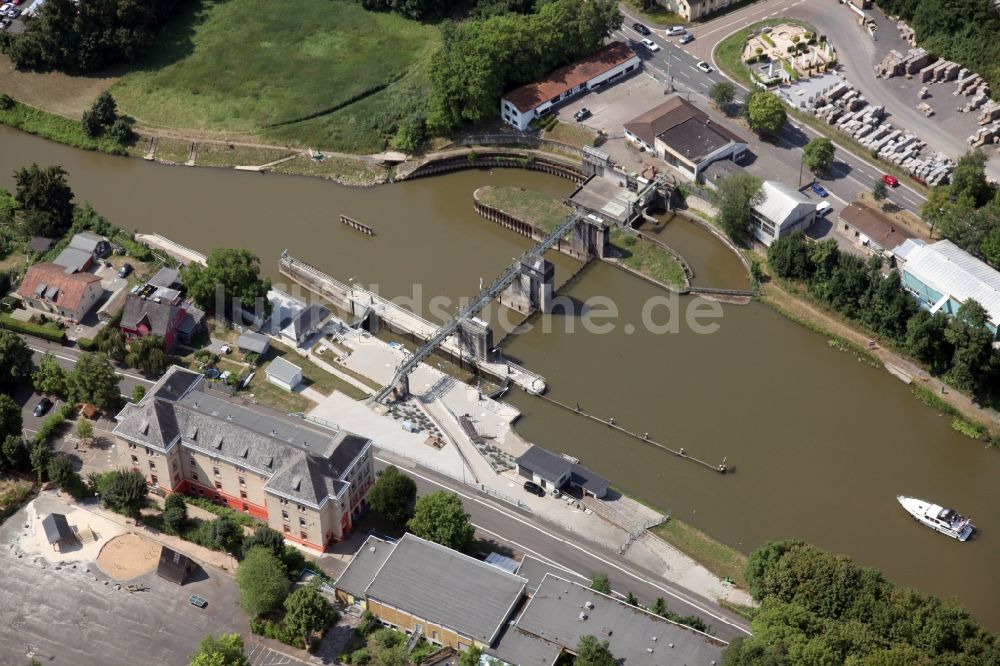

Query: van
left=816, top=201, right=832, bottom=216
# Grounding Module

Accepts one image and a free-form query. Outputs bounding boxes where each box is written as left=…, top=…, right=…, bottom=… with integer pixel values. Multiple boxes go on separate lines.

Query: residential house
left=501, top=42, right=640, bottom=131
left=265, top=356, right=303, bottom=392
left=121, top=288, right=188, bottom=351
left=624, top=96, right=746, bottom=182
left=653, top=0, right=734, bottom=21
left=53, top=231, right=112, bottom=274
left=280, top=303, right=330, bottom=348
left=514, top=445, right=609, bottom=498
left=838, top=202, right=916, bottom=263
left=17, top=262, right=103, bottom=322
left=749, top=180, right=817, bottom=246
left=895, top=239, right=1000, bottom=339
left=113, top=366, right=375, bottom=551
left=339, top=532, right=528, bottom=652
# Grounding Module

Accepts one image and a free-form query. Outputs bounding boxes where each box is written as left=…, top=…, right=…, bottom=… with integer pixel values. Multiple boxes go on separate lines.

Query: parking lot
left=0, top=0, right=42, bottom=34
left=0, top=494, right=249, bottom=666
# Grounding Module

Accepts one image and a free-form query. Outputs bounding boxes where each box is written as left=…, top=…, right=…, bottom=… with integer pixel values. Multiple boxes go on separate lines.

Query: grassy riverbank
left=110, top=0, right=440, bottom=153
left=651, top=519, right=748, bottom=590
left=0, top=97, right=128, bottom=155
left=476, top=185, right=572, bottom=233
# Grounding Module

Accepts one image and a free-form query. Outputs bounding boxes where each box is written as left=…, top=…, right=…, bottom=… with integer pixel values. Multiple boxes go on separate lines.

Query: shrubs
left=33, top=402, right=74, bottom=445
left=0, top=312, right=67, bottom=342
left=185, top=495, right=263, bottom=529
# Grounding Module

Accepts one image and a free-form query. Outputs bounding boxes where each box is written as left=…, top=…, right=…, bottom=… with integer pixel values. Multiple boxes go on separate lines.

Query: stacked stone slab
left=920, top=59, right=960, bottom=83
left=876, top=47, right=933, bottom=79
left=969, top=123, right=1000, bottom=148
left=977, top=101, right=1000, bottom=124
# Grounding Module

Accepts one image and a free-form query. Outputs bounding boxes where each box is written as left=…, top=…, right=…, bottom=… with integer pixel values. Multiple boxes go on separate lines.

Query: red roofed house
left=501, top=42, right=640, bottom=131
left=17, top=262, right=103, bottom=323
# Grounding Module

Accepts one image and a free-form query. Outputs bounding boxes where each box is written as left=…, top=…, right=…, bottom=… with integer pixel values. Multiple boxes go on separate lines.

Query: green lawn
left=266, top=340, right=370, bottom=401
left=476, top=186, right=572, bottom=233
left=112, top=0, right=440, bottom=153
left=651, top=518, right=748, bottom=590
left=609, top=229, right=687, bottom=289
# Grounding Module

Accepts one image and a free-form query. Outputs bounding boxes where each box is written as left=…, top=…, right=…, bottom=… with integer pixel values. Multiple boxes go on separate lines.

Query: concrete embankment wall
left=404, top=151, right=585, bottom=182
left=472, top=191, right=589, bottom=262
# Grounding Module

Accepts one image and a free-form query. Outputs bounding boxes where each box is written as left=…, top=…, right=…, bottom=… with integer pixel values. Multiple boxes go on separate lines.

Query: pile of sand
left=96, top=534, right=161, bottom=581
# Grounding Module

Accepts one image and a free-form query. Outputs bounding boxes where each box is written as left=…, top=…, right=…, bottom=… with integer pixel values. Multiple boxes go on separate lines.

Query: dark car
left=523, top=481, right=545, bottom=497
left=632, top=22, right=651, bottom=36
left=118, top=262, right=133, bottom=278
left=33, top=397, right=53, bottom=417
left=810, top=181, right=829, bottom=197
left=679, top=33, right=694, bottom=44
left=574, top=107, right=592, bottom=122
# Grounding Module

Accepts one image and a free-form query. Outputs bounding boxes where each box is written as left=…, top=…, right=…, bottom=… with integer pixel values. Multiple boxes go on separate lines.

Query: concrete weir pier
left=278, top=252, right=547, bottom=396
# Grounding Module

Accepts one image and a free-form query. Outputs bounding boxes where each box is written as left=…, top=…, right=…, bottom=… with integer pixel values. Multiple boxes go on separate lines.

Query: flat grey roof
left=515, top=555, right=589, bottom=593
left=335, top=535, right=395, bottom=598
left=567, top=176, right=638, bottom=224
left=516, top=445, right=573, bottom=482
left=513, top=575, right=724, bottom=664
left=658, top=116, right=734, bottom=163
left=265, top=356, right=302, bottom=385
left=237, top=331, right=271, bottom=354
left=42, top=513, right=73, bottom=543
left=53, top=247, right=92, bottom=273
left=364, top=533, right=526, bottom=644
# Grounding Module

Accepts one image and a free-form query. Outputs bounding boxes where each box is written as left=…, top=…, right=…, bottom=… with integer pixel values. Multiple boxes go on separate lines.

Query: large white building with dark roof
left=113, top=366, right=374, bottom=551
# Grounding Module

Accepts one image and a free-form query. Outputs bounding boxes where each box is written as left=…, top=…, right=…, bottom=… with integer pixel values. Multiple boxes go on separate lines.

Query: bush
left=351, top=648, right=371, bottom=665
left=34, top=403, right=74, bottom=445
left=77, top=337, right=97, bottom=351
left=184, top=495, right=264, bottom=529
left=109, top=117, right=136, bottom=146
left=0, top=312, right=67, bottom=342
left=0, top=94, right=14, bottom=110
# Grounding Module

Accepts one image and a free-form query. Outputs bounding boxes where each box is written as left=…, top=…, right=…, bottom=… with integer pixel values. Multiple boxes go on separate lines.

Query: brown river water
left=2, top=126, right=997, bottom=628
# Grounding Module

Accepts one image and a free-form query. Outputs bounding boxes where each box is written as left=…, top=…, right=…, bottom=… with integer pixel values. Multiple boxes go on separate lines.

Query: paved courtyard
left=0, top=495, right=248, bottom=666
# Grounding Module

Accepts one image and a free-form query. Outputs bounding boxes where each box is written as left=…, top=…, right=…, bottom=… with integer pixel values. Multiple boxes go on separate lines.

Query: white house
left=500, top=42, right=640, bottom=131
left=749, top=181, right=817, bottom=246
left=265, top=356, right=303, bottom=392
left=624, top=96, right=746, bottom=182
left=16, top=262, right=103, bottom=322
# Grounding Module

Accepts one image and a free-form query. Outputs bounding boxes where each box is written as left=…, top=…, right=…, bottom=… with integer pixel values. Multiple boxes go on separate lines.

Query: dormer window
left=292, top=476, right=302, bottom=492
left=140, top=420, right=150, bottom=435
left=213, top=434, right=223, bottom=449
left=188, top=426, right=198, bottom=440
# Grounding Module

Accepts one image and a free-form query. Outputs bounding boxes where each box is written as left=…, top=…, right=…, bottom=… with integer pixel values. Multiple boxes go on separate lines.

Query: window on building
left=192, top=471, right=199, bottom=481
left=238, top=476, right=246, bottom=487
left=242, top=504, right=249, bottom=512
left=240, top=490, right=247, bottom=499
left=297, top=504, right=305, bottom=512
left=214, top=481, right=222, bottom=490
left=189, top=458, right=196, bottom=468
left=145, top=448, right=152, bottom=456
left=283, top=525, right=290, bottom=534
left=131, top=455, right=138, bottom=464
left=128, top=442, right=136, bottom=450
left=213, top=467, right=220, bottom=478
left=299, top=517, right=306, bottom=527
left=282, top=511, right=289, bottom=520
left=150, top=474, right=158, bottom=485
left=148, top=460, right=156, bottom=470
left=300, top=532, right=308, bottom=540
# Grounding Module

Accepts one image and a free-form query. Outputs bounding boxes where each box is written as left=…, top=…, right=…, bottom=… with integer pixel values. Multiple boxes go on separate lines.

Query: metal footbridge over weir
left=373, top=211, right=584, bottom=403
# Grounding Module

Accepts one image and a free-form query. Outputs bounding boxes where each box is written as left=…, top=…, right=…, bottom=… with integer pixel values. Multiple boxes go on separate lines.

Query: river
left=1, top=126, right=997, bottom=628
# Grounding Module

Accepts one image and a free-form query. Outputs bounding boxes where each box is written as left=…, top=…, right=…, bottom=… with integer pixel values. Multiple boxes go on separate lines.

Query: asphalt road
left=374, top=452, right=751, bottom=643
left=617, top=2, right=928, bottom=217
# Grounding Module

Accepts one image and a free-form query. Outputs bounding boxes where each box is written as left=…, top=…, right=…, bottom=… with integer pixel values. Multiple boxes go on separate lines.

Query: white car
left=0, top=3, right=11, bottom=12
left=666, top=26, right=686, bottom=36
left=816, top=201, right=832, bottom=216
left=641, top=38, right=660, bottom=52
left=696, top=61, right=713, bottom=73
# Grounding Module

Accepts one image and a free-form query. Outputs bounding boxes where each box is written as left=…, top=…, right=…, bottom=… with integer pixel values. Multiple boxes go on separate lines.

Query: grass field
left=0, top=98, right=127, bottom=155
left=476, top=186, right=571, bottom=233
left=609, top=229, right=686, bottom=288
left=651, top=518, right=748, bottom=589
left=542, top=121, right=597, bottom=149
left=111, top=0, right=440, bottom=153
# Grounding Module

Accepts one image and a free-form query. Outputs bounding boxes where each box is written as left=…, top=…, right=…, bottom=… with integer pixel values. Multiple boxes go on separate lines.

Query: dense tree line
left=360, top=0, right=537, bottom=21
left=723, top=540, right=1000, bottom=665
left=767, top=232, right=998, bottom=397
left=0, top=0, right=186, bottom=72
left=875, top=0, right=1000, bottom=99
left=922, top=151, right=1000, bottom=269
left=426, top=0, right=623, bottom=133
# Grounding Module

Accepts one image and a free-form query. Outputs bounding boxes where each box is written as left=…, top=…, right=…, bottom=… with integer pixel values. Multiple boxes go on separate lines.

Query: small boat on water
left=897, top=496, right=974, bottom=541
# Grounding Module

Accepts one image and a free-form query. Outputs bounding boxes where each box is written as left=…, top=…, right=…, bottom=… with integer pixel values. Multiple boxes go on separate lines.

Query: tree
left=575, top=635, right=617, bottom=666
left=47, top=453, right=75, bottom=490
left=29, top=440, right=52, bottom=484
left=163, top=492, right=188, bottom=534
left=101, top=467, right=147, bottom=516
left=125, top=334, right=169, bottom=375
left=392, top=114, right=427, bottom=153
left=95, top=325, right=127, bottom=362
left=13, top=164, right=74, bottom=238
left=0, top=393, right=22, bottom=443
left=68, top=352, right=120, bottom=409
left=949, top=150, right=995, bottom=208
left=407, top=491, right=475, bottom=552
left=905, top=309, right=953, bottom=374
left=75, top=418, right=94, bottom=446
left=745, top=91, right=786, bottom=136
left=802, top=138, right=835, bottom=173
left=81, top=109, right=103, bottom=138
left=871, top=180, right=888, bottom=203
left=943, top=300, right=995, bottom=394
left=132, top=384, right=146, bottom=403
left=368, top=465, right=417, bottom=525
left=590, top=573, right=611, bottom=594
left=91, top=91, right=117, bottom=127
left=181, top=248, right=272, bottom=319
left=0, top=328, right=34, bottom=393
left=283, top=579, right=337, bottom=647
left=709, top=81, right=736, bottom=113
left=711, top=172, right=764, bottom=245
left=2, top=435, right=29, bottom=471
left=33, top=352, right=69, bottom=398
left=209, top=516, right=243, bottom=554
left=241, top=525, right=285, bottom=560
left=236, top=546, right=289, bottom=617
left=189, top=633, right=250, bottom=666
left=458, top=646, right=484, bottom=666
left=108, top=117, right=136, bottom=146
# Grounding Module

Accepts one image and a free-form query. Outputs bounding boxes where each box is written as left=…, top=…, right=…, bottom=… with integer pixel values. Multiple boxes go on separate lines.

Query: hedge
left=0, top=312, right=66, bottom=342
left=77, top=337, right=97, bottom=351
left=35, top=403, right=76, bottom=445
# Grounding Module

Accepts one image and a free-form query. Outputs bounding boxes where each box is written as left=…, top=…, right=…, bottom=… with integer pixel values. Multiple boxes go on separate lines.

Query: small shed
left=41, top=513, right=75, bottom=551
left=237, top=330, right=271, bottom=356
left=265, top=356, right=303, bottom=392
left=29, top=237, right=54, bottom=254
left=515, top=445, right=609, bottom=498
left=156, top=545, right=195, bottom=585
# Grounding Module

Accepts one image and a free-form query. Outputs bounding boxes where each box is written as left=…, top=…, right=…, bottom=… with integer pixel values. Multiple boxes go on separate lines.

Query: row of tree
left=723, top=540, right=999, bottom=664
left=767, top=231, right=999, bottom=397
left=922, top=150, right=1000, bottom=270
left=0, top=0, right=186, bottom=72
left=360, top=0, right=537, bottom=21
left=426, top=0, right=622, bottom=133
